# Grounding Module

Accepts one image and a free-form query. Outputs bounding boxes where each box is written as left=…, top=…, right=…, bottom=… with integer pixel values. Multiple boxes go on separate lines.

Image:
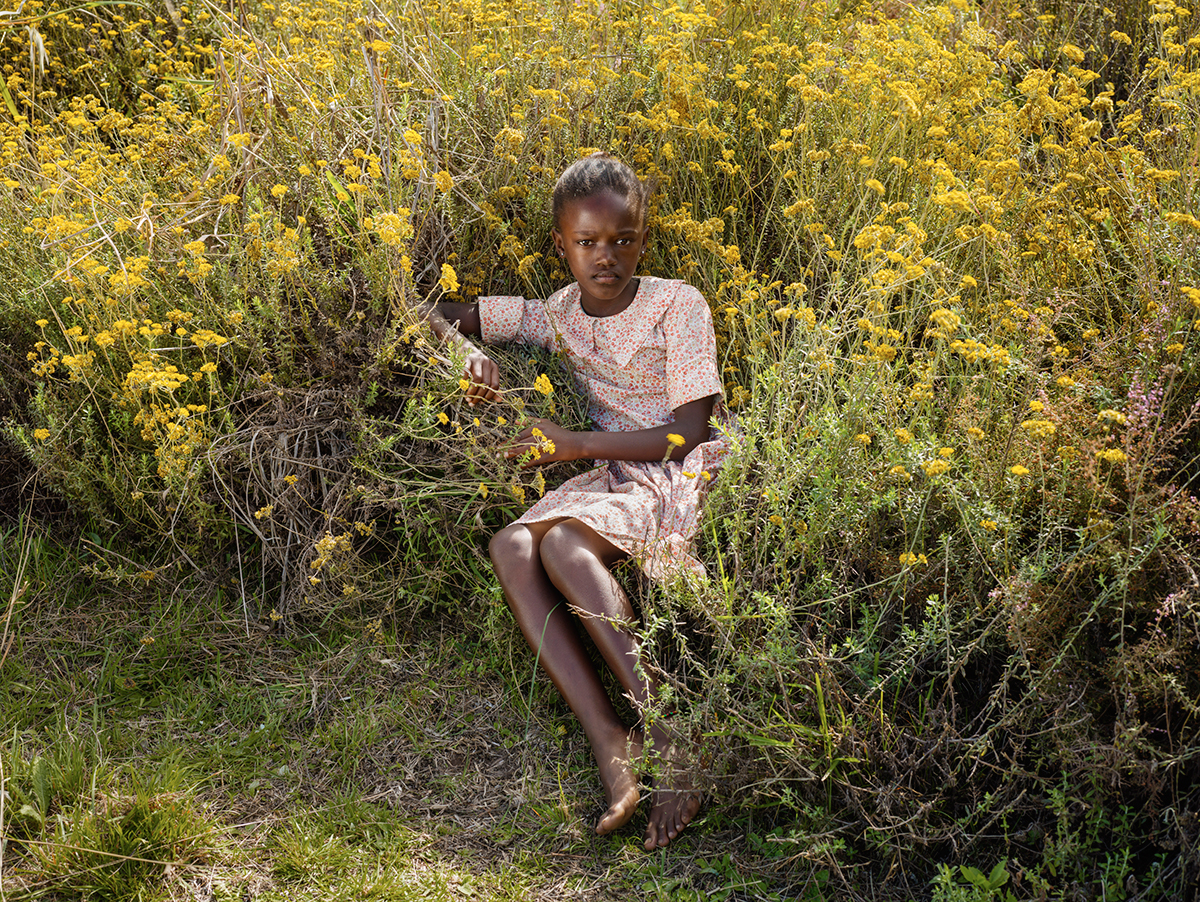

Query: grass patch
left=1, top=529, right=820, bottom=900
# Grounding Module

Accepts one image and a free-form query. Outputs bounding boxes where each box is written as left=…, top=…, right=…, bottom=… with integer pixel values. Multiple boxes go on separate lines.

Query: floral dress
left=479, top=276, right=729, bottom=580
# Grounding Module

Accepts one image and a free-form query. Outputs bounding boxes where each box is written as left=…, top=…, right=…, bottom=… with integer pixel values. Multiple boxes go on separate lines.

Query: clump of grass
left=1, top=738, right=212, bottom=898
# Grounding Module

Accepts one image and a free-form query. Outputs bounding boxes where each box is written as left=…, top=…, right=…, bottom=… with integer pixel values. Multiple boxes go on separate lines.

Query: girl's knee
left=489, top=523, right=530, bottom=571
left=540, top=519, right=600, bottom=579
left=542, top=519, right=621, bottom=569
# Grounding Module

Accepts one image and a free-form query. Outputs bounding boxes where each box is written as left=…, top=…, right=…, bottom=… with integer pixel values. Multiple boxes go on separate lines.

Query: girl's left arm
left=508, top=394, right=717, bottom=466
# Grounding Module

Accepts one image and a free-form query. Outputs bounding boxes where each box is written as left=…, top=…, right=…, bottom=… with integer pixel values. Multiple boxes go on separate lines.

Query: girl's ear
left=551, top=228, right=564, bottom=257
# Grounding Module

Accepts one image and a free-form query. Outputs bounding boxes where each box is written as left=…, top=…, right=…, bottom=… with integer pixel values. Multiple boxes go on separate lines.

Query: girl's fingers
left=503, top=420, right=572, bottom=467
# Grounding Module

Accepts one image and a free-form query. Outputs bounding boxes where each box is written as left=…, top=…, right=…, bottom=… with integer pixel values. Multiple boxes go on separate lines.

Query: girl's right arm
left=423, top=301, right=501, bottom=404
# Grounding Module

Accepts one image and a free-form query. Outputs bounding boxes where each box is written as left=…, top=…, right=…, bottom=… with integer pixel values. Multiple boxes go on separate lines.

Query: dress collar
left=552, top=277, right=675, bottom=368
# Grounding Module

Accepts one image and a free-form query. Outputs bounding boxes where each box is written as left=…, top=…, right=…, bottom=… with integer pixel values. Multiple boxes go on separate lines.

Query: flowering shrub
left=2, top=0, right=1199, bottom=894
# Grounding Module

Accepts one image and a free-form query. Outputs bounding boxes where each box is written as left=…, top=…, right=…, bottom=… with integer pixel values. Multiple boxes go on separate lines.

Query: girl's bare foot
left=643, top=721, right=700, bottom=850
left=595, top=725, right=643, bottom=835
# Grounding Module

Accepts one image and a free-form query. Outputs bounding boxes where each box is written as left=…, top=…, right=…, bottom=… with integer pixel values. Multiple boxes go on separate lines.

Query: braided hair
left=551, top=152, right=651, bottom=229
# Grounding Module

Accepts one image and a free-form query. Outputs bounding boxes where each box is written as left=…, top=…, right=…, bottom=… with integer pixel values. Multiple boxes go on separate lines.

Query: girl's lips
left=593, top=271, right=619, bottom=282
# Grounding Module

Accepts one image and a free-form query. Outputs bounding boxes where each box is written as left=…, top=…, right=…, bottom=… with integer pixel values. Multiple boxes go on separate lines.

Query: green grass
left=0, top=522, right=821, bottom=901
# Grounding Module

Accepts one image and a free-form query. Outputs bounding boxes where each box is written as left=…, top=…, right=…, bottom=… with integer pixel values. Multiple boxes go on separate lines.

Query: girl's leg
left=538, top=519, right=701, bottom=851
left=489, top=520, right=641, bottom=835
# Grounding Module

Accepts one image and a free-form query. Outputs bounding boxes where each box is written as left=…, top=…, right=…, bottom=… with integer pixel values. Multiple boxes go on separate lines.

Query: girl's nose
left=596, top=242, right=616, bottom=264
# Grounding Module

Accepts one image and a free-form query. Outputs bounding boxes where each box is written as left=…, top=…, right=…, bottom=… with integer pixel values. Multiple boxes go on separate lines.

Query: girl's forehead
left=558, top=189, right=644, bottom=230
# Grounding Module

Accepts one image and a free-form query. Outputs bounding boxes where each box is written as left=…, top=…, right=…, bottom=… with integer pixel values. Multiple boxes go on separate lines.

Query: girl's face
left=552, top=189, right=649, bottom=317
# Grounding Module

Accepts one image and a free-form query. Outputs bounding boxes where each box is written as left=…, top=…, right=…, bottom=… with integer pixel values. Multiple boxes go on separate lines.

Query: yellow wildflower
left=922, top=459, right=950, bottom=477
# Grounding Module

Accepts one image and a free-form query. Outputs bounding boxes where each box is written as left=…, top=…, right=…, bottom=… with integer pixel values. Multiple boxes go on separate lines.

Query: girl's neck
left=579, top=277, right=641, bottom=318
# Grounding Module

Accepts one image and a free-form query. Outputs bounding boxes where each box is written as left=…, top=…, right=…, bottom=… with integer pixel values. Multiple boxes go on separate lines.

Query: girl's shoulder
left=543, top=281, right=581, bottom=316
left=638, top=278, right=710, bottom=325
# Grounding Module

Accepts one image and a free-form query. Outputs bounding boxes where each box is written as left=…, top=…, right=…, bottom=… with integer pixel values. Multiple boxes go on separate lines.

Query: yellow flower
left=534, top=374, right=554, bottom=396
left=667, top=433, right=686, bottom=447
left=938, top=447, right=954, bottom=458
left=889, top=465, right=911, bottom=481
left=270, top=184, right=288, bottom=198
left=894, top=428, right=913, bottom=444
left=459, top=378, right=471, bottom=391
left=981, top=519, right=998, bottom=531
left=1097, top=409, right=1127, bottom=425
left=1021, top=419, right=1057, bottom=439
left=220, top=194, right=240, bottom=205
left=33, top=428, right=50, bottom=440
left=434, top=170, right=454, bottom=192
left=922, top=459, right=950, bottom=477
left=439, top=263, right=459, bottom=294
left=967, top=427, right=985, bottom=440
left=855, top=433, right=871, bottom=445
left=1010, top=465, right=1030, bottom=477
left=36, top=319, right=49, bottom=327
left=1096, top=448, right=1127, bottom=464
left=479, top=482, right=489, bottom=498
left=899, top=552, right=928, bottom=566
left=1028, top=400, right=1044, bottom=412
left=437, top=411, right=449, bottom=425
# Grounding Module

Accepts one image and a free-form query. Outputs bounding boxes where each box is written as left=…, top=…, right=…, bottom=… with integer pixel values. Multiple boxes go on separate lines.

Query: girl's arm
left=423, top=301, right=500, bottom=404
left=509, top=394, right=717, bottom=466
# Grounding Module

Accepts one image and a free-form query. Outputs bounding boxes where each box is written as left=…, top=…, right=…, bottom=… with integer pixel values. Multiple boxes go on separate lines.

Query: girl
left=427, top=152, right=726, bottom=850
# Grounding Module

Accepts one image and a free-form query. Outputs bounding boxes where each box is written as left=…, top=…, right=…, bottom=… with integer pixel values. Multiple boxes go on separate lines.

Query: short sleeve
left=663, top=285, right=723, bottom=410
left=478, top=295, right=555, bottom=349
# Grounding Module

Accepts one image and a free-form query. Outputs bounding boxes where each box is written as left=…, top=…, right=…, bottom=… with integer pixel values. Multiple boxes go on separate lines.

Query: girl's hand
left=463, top=349, right=501, bottom=405
left=506, top=419, right=579, bottom=468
